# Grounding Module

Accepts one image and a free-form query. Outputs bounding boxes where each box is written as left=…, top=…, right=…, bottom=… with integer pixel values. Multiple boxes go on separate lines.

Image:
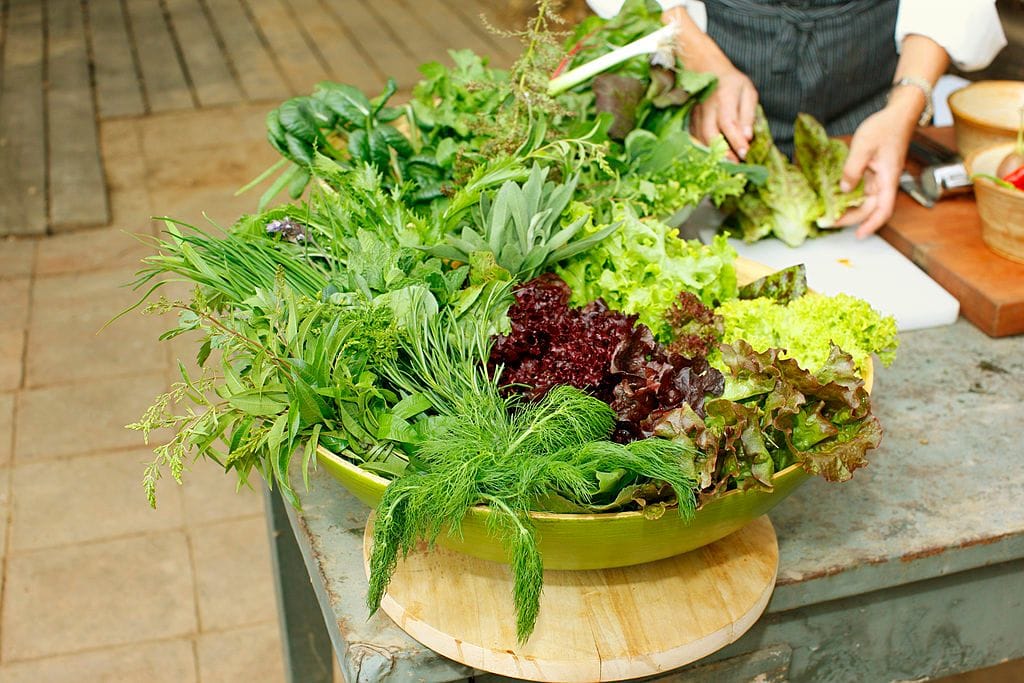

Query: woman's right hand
left=661, top=7, right=759, bottom=160
left=689, top=64, right=759, bottom=160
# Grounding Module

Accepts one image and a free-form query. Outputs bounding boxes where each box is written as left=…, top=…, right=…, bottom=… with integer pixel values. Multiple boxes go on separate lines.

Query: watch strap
left=891, top=76, right=934, bottom=127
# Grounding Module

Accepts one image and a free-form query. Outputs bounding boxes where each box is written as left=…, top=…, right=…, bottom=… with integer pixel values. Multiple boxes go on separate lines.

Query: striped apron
left=704, top=0, right=900, bottom=154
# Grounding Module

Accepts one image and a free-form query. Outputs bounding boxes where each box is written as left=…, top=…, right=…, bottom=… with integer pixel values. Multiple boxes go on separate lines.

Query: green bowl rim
left=317, top=446, right=809, bottom=521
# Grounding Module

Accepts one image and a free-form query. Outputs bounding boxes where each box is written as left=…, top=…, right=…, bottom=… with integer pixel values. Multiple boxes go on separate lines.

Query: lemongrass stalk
left=547, top=22, right=678, bottom=97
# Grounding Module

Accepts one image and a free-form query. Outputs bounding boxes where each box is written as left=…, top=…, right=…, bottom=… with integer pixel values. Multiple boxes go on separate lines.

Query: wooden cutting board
left=363, top=514, right=779, bottom=682
left=881, top=127, right=1024, bottom=337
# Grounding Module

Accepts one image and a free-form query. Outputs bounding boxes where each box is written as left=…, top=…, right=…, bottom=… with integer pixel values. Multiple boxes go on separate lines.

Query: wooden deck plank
left=242, top=0, right=331, bottom=95
left=393, top=0, right=504, bottom=65
left=124, top=0, right=195, bottom=112
left=46, top=0, right=110, bottom=231
left=0, top=0, right=47, bottom=236
left=85, top=0, right=147, bottom=118
left=164, top=0, right=243, bottom=107
left=284, top=0, right=381, bottom=93
left=361, top=0, right=454, bottom=74
left=203, top=0, right=290, bottom=102
left=438, top=0, right=521, bottom=64
left=318, top=0, right=420, bottom=89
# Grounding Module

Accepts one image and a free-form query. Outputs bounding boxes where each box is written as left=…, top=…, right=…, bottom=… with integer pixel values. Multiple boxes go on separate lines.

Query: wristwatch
left=891, top=76, right=934, bottom=127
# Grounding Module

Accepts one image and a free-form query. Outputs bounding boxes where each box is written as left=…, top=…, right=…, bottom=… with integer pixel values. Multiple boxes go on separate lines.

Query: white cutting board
left=700, top=228, right=960, bottom=331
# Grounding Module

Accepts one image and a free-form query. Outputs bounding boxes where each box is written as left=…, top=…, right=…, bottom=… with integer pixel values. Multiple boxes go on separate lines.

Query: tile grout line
left=5, top=512, right=266, bottom=558
left=391, top=0, right=475, bottom=63
left=19, top=367, right=169, bottom=394
left=0, top=239, right=37, bottom=663
left=19, top=242, right=37, bottom=391
left=0, top=0, right=8, bottom=97
left=179, top=451, right=204, bottom=683
left=118, top=0, right=151, bottom=115
left=313, top=0, right=386, bottom=83
left=0, top=617, right=281, bottom=668
left=275, top=0, right=336, bottom=81
left=77, top=0, right=114, bottom=233
left=356, top=0, right=421, bottom=64
left=196, top=0, right=249, bottom=102
left=189, top=635, right=202, bottom=683
left=41, top=0, right=52, bottom=235
left=14, top=439, right=174, bottom=467
left=157, top=0, right=200, bottom=109
left=0, top=454, right=13, bottom=667
left=236, top=0, right=296, bottom=95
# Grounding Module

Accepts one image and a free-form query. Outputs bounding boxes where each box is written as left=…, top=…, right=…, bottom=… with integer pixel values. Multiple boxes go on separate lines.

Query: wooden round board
left=362, top=514, right=779, bottom=682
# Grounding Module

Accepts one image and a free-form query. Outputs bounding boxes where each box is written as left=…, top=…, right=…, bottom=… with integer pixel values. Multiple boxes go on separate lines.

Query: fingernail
left=738, top=147, right=748, bottom=160
left=744, top=126, right=753, bottom=138
left=840, top=181, right=851, bottom=192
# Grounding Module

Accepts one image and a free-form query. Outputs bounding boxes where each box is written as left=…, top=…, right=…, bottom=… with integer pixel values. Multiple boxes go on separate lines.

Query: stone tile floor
left=0, top=104, right=298, bottom=682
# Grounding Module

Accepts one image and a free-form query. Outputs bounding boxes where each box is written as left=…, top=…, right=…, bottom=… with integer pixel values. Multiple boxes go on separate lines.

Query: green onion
left=548, top=22, right=678, bottom=96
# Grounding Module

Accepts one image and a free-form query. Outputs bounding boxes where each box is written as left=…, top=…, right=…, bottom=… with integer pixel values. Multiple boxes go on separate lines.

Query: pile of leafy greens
left=127, top=0, right=895, bottom=645
left=723, top=109, right=865, bottom=246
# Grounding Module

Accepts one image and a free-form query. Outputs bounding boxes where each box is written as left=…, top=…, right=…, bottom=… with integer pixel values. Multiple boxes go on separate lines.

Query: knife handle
left=908, top=133, right=961, bottom=167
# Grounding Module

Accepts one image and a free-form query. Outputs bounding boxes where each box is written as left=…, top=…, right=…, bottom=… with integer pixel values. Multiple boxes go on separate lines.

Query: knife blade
left=899, top=171, right=935, bottom=208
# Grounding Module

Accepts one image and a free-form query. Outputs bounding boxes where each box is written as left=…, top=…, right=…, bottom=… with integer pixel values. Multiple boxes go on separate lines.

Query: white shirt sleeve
left=585, top=0, right=707, bottom=30
left=896, top=0, right=1007, bottom=72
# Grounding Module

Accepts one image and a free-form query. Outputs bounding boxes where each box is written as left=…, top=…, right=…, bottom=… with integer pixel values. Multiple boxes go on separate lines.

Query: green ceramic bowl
left=315, top=258, right=874, bottom=570
left=318, top=447, right=811, bottom=570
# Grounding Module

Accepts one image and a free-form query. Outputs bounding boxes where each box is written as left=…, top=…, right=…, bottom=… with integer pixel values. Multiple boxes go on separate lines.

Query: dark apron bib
left=705, top=0, right=899, bottom=154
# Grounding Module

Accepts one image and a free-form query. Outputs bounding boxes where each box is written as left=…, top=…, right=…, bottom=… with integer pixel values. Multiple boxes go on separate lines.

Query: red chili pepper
left=1003, top=165, right=1024, bottom=190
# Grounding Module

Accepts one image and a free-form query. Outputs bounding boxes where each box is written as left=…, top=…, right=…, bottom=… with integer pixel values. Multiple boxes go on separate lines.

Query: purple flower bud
left=266, top=218, right=308, bottom=243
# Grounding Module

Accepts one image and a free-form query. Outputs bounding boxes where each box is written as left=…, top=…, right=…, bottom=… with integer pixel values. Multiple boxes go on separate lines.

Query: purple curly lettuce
left=664, top=290, right=724, bottom=360
left=490, top=274, right=725, bottom=442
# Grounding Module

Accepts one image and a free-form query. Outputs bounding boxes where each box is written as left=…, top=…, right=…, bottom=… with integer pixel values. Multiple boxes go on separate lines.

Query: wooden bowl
left=317, top=258, right=874, bottom=570
left=966, top=142, right=1024, bottom=264
left=948, top=81, right=1024, bottom=159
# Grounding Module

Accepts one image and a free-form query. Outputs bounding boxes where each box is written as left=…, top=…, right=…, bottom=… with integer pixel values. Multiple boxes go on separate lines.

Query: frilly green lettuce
left=715, top=292, right=898, bottom=375
left=555, top=204, right=738, bottom=340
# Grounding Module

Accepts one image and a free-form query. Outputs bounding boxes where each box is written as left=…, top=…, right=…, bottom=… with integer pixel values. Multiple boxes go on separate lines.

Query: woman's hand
left=661, top=6, right=758, bottom=160
left=834, top=86, right=922, bottom=237
left=690, top=65, right=759, bottom=160
left=836, top=34, right=949, bottom=237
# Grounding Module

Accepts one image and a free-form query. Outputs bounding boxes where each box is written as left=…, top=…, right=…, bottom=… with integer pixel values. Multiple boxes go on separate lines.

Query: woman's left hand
left=834, top=30, right=949, bottom=237
left=833, top=100, right=917, bottom=238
